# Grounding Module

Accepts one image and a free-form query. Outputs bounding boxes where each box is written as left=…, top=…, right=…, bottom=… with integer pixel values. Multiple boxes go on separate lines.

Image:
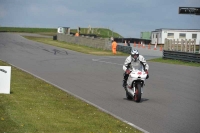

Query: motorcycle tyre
left=134, top=83, right=141, bottom=103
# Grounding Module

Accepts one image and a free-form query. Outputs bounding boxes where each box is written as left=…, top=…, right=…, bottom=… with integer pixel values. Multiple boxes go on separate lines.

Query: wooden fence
left=164, top=39, right=199, bottom=53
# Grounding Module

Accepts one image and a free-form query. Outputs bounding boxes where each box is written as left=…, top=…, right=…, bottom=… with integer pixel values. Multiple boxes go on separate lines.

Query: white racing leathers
left=123, top=55, right=149, bottom=72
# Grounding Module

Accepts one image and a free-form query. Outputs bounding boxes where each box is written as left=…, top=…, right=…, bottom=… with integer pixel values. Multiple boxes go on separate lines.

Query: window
left=192, top=34, right=197, bottom=39
left=167, top=33, right=174, bottom=38
left=179, top=33, right=186, bottom=39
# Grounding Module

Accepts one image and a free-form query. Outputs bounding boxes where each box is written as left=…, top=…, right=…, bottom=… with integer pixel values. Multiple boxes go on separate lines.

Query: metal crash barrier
left=116, top=45, right=132, bottom=54
left=163, top=39, right=200, bottom=63
left=163, top=50, right=200, bottom=63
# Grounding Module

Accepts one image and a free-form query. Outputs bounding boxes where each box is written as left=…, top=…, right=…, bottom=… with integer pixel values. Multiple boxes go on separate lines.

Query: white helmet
left=131, top=49, right=139, bottom=61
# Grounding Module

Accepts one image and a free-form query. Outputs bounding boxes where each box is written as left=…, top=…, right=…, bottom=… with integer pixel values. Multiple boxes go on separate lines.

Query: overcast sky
left=0, top=0, right=200, bottom=37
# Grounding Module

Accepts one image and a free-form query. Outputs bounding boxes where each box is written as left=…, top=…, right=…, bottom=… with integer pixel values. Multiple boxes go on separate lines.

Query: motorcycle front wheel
left=134, top=83, right=141, bottom=102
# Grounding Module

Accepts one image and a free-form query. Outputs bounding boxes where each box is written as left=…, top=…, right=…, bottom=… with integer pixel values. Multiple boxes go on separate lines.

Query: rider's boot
left=122, top=79, right=127, bottom=88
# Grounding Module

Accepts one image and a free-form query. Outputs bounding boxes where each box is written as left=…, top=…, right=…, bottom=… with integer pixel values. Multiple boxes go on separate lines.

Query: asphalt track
left=0, top=33, right=200, bottom=133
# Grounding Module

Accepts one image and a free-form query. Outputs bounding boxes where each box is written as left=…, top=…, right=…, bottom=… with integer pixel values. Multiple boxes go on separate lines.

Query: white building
left=151, top=28, right=200, bottom=45
left=57, top=27, right=70, bottom=34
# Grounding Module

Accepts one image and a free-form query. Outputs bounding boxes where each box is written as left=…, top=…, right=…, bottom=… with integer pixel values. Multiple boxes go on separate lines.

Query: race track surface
left=0, top=33, right=200, bottom=133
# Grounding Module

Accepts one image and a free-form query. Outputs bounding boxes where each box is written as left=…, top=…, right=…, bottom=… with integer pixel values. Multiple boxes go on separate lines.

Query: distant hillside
left=70, top=28, right=123, bottom=38
left=0, top=27, right=123, bottom=38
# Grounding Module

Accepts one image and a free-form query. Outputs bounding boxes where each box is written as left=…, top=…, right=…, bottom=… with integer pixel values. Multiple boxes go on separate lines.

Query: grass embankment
left=0, top=27, right=122, bottom=38
left=0, top=27, right=57, bottom=36
left=23, top=36, right=128, bottom=56
left=0, top=60, right=140, bottom=133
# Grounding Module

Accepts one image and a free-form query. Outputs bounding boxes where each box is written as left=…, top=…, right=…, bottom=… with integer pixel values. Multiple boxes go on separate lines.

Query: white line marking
left=92, top=59, right=123, bottom=66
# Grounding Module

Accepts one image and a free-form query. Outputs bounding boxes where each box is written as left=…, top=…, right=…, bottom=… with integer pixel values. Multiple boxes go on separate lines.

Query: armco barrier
left=116, top=45, right=132, bottom=54
left=163, top=50, right=200, bottom=63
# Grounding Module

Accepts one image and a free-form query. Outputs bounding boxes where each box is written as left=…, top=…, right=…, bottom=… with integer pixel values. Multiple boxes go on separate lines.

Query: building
left=140, top=31, right=151, bottom=40
left=57, top=27, right=70, bottom=34
left=151, top=28, right=200, bottom=45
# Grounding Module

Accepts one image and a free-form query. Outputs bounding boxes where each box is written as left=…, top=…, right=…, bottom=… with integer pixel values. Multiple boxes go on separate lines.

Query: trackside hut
left=57, top=27, right=70, bottom=34
left=151, top=28, right=200, bottom=45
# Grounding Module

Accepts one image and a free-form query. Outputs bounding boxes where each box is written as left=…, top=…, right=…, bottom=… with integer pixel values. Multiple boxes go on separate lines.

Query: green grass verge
left=0, top=60, right=141, bottom=133
left=0, top=27, right=123, bottom=38
left=23, top=36, right=128, bottom=56
left=0, top=27, right=57, bottom=33
left=149, top=58, right=200, bottom=67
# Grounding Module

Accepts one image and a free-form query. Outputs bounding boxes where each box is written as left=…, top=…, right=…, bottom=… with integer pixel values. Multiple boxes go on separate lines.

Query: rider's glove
left=125, top=69, right=131, bottom=74
left=145, top=69, right=148, bottom=74
left=145, top=69, right=149, bottom=79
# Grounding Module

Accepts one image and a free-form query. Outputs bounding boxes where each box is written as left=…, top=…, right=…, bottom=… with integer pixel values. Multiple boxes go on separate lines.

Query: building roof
left=153, top=28, right=200, bottom=32
left=58, top=27, right=70, bottom=28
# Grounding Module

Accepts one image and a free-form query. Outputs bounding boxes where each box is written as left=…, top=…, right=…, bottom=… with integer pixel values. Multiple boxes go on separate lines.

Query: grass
left=0, top=27, right=57, bottom=33
left=149, top=57, right=200, bottom=67
left=0, top=27, right=123, bottom=38
left=71, top=28, right=123, bottom=38
left=23, top=36, right=128, bottom=56
left=0, top=60, right=141, bottom=133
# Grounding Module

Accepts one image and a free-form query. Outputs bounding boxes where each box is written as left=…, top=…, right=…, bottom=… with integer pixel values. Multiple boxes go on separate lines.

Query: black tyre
left=134, top=83, right=141, bottom=102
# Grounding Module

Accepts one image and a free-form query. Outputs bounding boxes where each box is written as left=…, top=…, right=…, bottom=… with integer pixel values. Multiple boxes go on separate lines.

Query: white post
left=0, top=66, right=11, bottom=94
left=181, top=39, right=183, bottom=52
left=154, top=41, right=157, bottom=50
left=199, top=40, right=200, bottom=53
left=169, top=39, right=172, bottom=51
left=185, top=39, right=187, bottom=52
left=188, top=39, right=191, bottom=52
left=194, top=39, right=196, bottom=53
left=176, top=39, right=179, bottom=51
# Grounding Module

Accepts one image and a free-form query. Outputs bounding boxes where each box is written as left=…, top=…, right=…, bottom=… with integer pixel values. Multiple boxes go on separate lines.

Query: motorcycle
left=124, top=67, right=147, bottom=103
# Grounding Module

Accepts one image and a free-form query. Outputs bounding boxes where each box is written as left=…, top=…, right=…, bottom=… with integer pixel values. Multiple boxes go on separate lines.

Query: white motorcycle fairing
left=125, top=68, right=147, bottom=102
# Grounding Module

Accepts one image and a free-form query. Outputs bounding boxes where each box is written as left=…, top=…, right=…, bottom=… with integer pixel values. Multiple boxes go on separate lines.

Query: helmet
left=131, top=49, right=139, bottom=61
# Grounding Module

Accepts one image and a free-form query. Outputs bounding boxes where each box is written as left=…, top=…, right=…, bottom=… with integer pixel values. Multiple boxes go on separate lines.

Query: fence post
left=170, top=39, right=172, bottom=50
left=172, top=39, right=175, bottom=51
left=175, top=39, right=177, bottom=51
left=188, top=39, right=191, bottom=52
left=194, top=39, right=196, bottom=53
left=169, top=39, right=172, bottom=50
left=199, top=41, right=200, bottom=53
left=176, top=39, right=179, bottom=51
left=164, top=38, right=167, bottom=50
left=185, top=39, right=187, bottom=52
left=168, top=39, right=170, bottom=50
left=191, top=39, right=193, bottom=52
left=174, top=40, right=176, bottom=51
left=181, top=39, right=183, bottom=52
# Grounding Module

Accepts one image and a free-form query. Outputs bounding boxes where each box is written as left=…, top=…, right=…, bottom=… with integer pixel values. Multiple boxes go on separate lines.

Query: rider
left=122, top=49, right=149, bottom=88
